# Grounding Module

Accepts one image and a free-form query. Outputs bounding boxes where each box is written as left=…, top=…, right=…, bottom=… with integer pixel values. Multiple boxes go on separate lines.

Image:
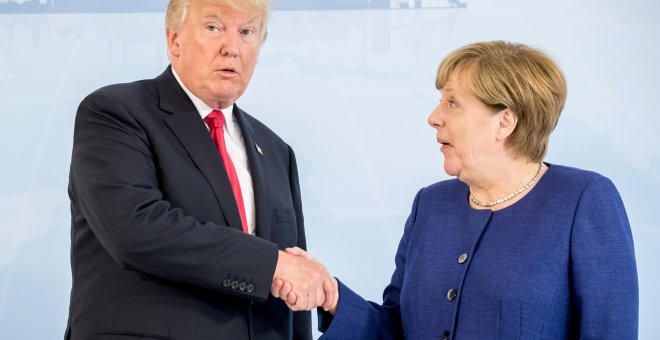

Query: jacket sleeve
left=317, top=191, right=423, bottom=339
left=288, top=146, right=313, bottom=339
left=570, top=175, right=638, bottom=338
left=70, top=90, right=279, bottom=302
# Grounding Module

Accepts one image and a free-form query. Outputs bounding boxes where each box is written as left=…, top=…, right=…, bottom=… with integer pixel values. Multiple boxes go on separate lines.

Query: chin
left=209, top=90, right=241, bottom=108
left=443, top=161, right=461, bottom=178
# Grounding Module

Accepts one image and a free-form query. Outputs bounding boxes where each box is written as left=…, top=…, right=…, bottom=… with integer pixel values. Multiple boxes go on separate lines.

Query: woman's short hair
left=436, top=41, right=567, bottom=162
left=166, top=0, right=271, bottom=40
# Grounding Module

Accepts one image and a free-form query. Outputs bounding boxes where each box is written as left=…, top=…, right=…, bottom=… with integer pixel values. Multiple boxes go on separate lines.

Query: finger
left=284, top=247, right=304, bottom=256
left=328, top=278, right=340, bottom=315
left=299, top=248, right=318, bottom=261
left=322, top=276, right=335, bottom=311
left=288, top=301, right=304, bottom=312
left=280, top=281, right=292, bottom=300
left=271, top=279, right=283, bottom=298
left=286, top=290, right=297, bottom=305
left=294, top=291, right=307, bottom=310
left=314, top=283, right=325, bottom=310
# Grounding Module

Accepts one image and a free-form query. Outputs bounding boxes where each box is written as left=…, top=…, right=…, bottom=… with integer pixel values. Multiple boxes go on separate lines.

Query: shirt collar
left=171, top=67, right=237, bottom=135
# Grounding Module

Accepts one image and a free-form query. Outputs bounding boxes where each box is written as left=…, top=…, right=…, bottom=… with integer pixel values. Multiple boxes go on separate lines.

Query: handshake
left=271, top=247, right=339, bottom=314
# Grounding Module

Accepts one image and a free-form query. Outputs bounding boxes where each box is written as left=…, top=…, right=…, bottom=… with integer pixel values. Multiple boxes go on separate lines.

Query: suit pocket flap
left=97, top=331, right=169, bottom=339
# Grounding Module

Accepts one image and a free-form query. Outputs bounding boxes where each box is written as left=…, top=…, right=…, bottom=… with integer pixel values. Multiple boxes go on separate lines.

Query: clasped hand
left=271, top=247, right=338, bottom=313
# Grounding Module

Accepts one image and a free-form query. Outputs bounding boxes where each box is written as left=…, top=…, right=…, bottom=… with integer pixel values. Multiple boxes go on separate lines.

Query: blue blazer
left=319, top=164, right=638, bottom=339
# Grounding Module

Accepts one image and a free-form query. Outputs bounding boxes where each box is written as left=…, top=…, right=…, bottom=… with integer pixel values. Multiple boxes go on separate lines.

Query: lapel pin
left=255, top=143, right=263, bottom=155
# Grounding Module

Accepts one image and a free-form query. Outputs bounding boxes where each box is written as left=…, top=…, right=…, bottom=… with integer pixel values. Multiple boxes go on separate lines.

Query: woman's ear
left=496, top=109, right=518, bottom=141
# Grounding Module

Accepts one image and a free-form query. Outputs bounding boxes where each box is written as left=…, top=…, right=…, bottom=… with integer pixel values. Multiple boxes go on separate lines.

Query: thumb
left=284, top=246, right=306, bottom=256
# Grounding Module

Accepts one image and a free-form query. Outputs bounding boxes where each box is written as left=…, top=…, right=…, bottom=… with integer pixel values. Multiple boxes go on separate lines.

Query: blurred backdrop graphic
left=1, top=0, right=659, bottom=338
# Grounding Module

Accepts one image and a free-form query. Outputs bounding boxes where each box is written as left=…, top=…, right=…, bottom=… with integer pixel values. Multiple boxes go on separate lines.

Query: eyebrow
left=202, top=11, right=220, bottom=19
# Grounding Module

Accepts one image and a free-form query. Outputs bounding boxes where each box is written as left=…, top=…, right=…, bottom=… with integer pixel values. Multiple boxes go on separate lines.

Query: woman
left=279, top=41, right=639, bottom=339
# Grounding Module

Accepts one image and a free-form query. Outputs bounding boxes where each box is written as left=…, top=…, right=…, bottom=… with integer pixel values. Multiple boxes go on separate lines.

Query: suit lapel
left=233, top=105, right=273, bottom=240
left=155, top=67, right=243, bottom=232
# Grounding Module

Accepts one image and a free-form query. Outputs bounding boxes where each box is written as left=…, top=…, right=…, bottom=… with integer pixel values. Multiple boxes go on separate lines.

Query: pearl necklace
left=470, top=163, right=544, bottom=208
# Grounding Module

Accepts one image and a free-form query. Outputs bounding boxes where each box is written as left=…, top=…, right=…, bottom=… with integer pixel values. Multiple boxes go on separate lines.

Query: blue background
left=0, top=0, right=658, bottom=338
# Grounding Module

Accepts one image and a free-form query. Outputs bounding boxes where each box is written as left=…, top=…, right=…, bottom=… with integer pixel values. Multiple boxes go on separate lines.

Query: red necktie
left=204, top=110, right=248, bottom=233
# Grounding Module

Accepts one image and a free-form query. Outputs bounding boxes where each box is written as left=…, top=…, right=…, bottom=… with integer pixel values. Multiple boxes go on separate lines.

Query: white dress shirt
left=172, top=69, right=256, bottom=235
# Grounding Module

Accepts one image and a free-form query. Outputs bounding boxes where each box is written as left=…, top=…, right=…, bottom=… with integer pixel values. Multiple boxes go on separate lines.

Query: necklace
left=469, top=163, right=544, bottom=208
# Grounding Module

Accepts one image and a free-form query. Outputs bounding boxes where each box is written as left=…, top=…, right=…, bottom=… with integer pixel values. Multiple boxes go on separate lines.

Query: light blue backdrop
left=1, top=0, right=658, bottom=338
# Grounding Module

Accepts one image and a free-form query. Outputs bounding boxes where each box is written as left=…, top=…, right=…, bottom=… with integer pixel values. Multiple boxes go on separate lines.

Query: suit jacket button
left=222, top=279, right=231, bottom=288
left=458, top=253, right=468, bottom=264
left=231, top=280, right=239, bottom=289
left=246, top=284, right=254, bottom=293
left=239, top=282, right=247, bottom=291
left=447, top=289, right=457, bottom=301
left=441, top=330, right=450, bottom=340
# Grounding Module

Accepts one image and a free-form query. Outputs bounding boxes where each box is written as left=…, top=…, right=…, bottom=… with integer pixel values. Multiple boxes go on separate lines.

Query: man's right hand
left=271, top=248, right=337, bottom=312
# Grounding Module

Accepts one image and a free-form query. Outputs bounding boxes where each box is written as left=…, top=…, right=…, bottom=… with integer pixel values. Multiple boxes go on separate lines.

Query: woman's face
left=428, top=73, right=503, bottom=181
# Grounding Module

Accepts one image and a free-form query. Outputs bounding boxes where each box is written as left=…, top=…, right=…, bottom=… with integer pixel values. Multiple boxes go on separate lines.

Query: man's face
left=167, top=3, right=263, bottom=109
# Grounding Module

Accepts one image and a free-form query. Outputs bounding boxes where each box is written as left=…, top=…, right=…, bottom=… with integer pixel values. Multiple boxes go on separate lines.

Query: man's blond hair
left=166, top=0, right=271, bottom=40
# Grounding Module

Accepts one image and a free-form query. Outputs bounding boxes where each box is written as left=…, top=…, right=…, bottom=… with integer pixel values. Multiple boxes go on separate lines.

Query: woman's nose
left=427, top=104, right=443, bottom=129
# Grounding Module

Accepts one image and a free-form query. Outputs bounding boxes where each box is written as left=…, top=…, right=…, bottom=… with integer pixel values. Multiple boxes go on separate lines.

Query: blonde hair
left=166, top=0, right=271, bottom=40
left=436, top=41, right=567, bottom=162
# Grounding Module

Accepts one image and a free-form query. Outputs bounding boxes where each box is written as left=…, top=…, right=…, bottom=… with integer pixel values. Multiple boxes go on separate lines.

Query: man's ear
left=496, top=108, right=518, bottom=141
left=166, top=27, right=180, bottom=58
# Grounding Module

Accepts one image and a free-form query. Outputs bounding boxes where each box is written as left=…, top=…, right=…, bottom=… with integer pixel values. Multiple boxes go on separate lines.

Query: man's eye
left=206, top=25, right=219, bottom=32
left=240, top=29, right=254, bottom=36
left=448, top=99, right=456, bottom=107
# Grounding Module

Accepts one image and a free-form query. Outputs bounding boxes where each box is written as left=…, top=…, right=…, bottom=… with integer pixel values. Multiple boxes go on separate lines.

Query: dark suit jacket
left=65, top=67, right=311, bottom=340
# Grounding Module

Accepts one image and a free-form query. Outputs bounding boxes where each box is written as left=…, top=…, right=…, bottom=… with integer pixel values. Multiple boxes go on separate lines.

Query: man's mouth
left=217, top=68, right=238, bottom=76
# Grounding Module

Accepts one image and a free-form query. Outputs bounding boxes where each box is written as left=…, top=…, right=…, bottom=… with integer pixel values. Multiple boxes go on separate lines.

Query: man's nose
left=220, top=32, right=239, bottom=57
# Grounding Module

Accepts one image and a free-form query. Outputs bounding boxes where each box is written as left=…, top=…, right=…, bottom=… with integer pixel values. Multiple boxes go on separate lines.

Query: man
left=65, top=0, right=333, bottom=339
